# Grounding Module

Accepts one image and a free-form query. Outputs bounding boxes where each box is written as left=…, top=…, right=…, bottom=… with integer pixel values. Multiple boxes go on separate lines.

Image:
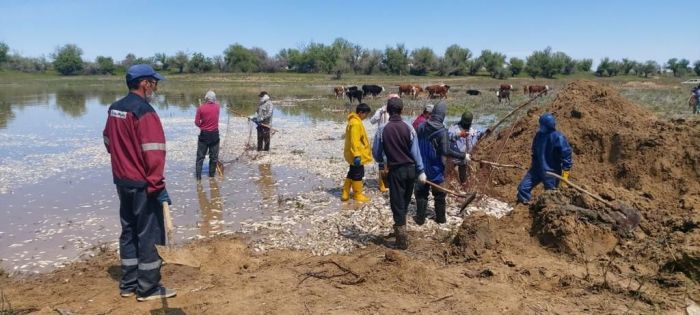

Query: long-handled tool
left=424, top=180, right=477, bottom=214
left=155, top=202, right=201, bottom=268
left=545, top=172, right=641, bottom=231
left=230, top=109, right=280, bottom=134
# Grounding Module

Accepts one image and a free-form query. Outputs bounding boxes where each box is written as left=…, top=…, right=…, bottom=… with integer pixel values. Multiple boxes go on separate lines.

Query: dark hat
left=356, top=103, right=371, bottom=113
left=125, top=64, right=165, bottom=84
left=459, top=111, right=473, bottom=129
left=258, top=91, right=269, bottom=97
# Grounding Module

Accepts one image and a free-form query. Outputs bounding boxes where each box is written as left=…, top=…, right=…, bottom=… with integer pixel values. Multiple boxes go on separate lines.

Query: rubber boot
left=351, top=180, right=370, bottom=202
left=378, top=173, right=388, bottom=193
left=195, top=163, right=203, bottom=181
left=341, top=178, right=352, bottom=201
left=434, top=198, right=447, bottom=224
left=394, top=225, right=408, bottom=250
left=414, top=199, right=427, bottom=226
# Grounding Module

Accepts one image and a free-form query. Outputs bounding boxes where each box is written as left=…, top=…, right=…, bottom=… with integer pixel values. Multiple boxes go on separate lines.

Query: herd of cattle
left=333, top=83, right=549, bottom=103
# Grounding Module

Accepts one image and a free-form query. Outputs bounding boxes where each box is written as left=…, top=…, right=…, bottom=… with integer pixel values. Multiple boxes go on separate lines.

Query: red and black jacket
left=103, top=93, right=166, bottom=194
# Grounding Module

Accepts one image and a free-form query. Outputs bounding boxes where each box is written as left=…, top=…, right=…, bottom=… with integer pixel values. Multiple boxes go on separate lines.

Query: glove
left=251, top=117, right=260, bottom=124
left=460, top=130, right=468, bottom=138
left=560, top=170, right=570, bottom=188
left=157, top=188, right=172, bottom=205
left=464, top=153, right=471, bottom=161
left=353, top=156, right=361, bottom=167
left=417, top=172, right=427, bottom=184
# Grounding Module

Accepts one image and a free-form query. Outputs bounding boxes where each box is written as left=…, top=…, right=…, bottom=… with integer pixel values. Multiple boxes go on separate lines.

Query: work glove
left=464, top=153, right=471, bottom=161
left=417, top=172, right=427, bottom=184
left=353, top=156, right=361, bottom=167
left=560, top=170, right=570, bottom=188
left=460, top=130, right=468, bottom=138
left=157, top=188, right=172, bottom=205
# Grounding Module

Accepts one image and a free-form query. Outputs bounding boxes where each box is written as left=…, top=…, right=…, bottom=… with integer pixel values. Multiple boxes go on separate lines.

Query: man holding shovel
left=103, top=64, right=175, bottom=301
left=415, top=102, right=469, bottom=225
left=516, top=112, right=573, bottom=204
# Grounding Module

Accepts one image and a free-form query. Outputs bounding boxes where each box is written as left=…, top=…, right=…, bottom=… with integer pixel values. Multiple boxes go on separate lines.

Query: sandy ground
left=1, top=80, right=699, bottom=314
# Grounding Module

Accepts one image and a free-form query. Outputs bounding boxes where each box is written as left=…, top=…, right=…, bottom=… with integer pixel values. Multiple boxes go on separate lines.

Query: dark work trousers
left=195, top=131, right=220, bottom=179
left=455, top=159, right=468, bottom=184
left=256, top=125, right=270, bottom=151
left=414, top=182, right=447, bottom=222
left=346, top=165, right=365, bottom=181
left=116, top=185, right=165, bottom=297
left=516, top=169, right=558, bottom=203
left=387, top=164, right=416, bottom=226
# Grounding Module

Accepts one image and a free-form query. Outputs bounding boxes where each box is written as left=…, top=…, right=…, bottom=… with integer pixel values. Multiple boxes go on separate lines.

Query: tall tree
left=0, top=42, right=9, bottom=65
left=576, top=59, right=593, bottom=72
left=508, top=57, right=525, bottom=76
left=187, top=52, right=213, bottom=73
left=479, top=49, right=507, bottom=78
left=665, top=58, right=679, bottom=77
left=170, top=51, right=189, bottom=73
left=52, top=44, right=84, bottom=75
left=694, top=60, right=700, bottom=76
left=410, top=47, right=437, bottom=75
left=95, top=56, right=115, bottom=74
left=442, top=44, right=471, bottom=76
left=359, top=49, right=383, bottom=75
left=383, top=44, right=409, bottom=75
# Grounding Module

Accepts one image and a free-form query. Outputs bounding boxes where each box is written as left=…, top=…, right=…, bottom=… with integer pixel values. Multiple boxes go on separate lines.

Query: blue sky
left=0, top=0, right=697, bottom=65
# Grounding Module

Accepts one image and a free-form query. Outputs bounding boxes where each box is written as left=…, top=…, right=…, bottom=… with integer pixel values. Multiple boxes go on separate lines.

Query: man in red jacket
left=194, top=90, right=220, bottom=180
left=103, top=64, right=176, bottom=301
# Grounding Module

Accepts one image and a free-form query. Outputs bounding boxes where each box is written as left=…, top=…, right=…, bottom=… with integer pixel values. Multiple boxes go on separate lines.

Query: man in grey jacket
left=251, top=91, right=274, bottom=151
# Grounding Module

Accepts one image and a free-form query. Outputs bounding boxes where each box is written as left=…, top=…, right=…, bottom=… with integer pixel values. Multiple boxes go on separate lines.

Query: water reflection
left=55, top=89, right=87, bottom=117
left=256, top=163, right=277, bottom=202
left=196, top=178, right=223, bottom=237
left=0, top=100, right=15, bottom=129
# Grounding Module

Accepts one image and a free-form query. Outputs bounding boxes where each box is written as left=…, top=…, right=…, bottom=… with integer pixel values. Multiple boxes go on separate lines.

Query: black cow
left=466, top=89, right=481, bottom=96
left=362, top=84, right=384, bottom=98
left=346, top=89, right=363, bottom=103
left=346, top=86, right=358, bottom=91
left=496, top=89, right=510, bottom=103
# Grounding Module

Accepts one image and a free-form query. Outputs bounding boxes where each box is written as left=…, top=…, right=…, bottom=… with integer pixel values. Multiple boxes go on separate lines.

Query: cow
left=496, top=89, right=510, bottom=103
left=397, top=84, right=423, bottom=99
left=346, top=85, right=358, bottom=91
left=527, top=85, right=549, bottom=97
left=426, top=84, right=450, bottom=99
left=362, top=84, right=384, bottom=98
left=499, top=84, right=513, bottom=91
left=333, top=86, right=345, bottom=98
left=466, top=89, right=481, bottom=96
left=346, top=89, right=363, bottom=104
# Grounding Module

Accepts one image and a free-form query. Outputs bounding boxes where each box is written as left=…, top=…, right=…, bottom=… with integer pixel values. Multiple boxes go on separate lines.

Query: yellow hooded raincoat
left=344, top=112, right=373, bottom=166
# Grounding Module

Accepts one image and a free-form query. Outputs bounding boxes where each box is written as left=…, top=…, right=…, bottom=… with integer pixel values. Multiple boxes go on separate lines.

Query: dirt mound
left=452, top=80, right=700, bottom=304
left=450, top=213, right=499, bottom=261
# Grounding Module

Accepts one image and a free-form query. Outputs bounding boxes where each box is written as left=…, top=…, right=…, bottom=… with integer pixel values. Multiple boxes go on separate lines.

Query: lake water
left=0, top=83, right=496, bottom=274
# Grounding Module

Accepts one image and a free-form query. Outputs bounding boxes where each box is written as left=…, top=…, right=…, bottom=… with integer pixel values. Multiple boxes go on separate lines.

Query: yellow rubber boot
left=352, top=180, right=370, bottom=202
left=378, top=173, right=388, bottom=192
left=341, top=178, right=352, bottom=201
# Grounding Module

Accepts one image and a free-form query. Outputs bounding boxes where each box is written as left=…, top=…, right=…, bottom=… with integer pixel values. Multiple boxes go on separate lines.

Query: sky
left=0, top=0, right=698, bottom=65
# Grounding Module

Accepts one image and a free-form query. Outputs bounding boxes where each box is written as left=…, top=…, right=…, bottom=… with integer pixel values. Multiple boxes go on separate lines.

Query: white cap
left=204, top=90, right=216, bottom=102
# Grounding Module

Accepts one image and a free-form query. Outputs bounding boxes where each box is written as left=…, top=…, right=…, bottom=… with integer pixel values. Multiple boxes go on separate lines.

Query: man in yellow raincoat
left=342, top=103, right=373, bottom=202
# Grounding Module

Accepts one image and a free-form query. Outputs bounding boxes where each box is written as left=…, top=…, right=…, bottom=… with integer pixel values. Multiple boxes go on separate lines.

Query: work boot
left=414, top=199, right=427, bottom=225
left=394, top=225, right=408, bottom=250
left=208, top=160, right=217, bottom=177
left=136, top=287, right=177, bottom=302
left=351, top=180, right=370, bottom=202
left=434, top=198, right=447, bottom=224
left=195, top=164, right=203, bottom=181
left=378, top=172, right=388, bottom=193
left=341, top=178, right=352, bottom=201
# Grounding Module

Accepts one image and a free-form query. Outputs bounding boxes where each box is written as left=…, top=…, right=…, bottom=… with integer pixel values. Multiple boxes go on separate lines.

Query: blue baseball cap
left=125, top=64, right=165, bottom=84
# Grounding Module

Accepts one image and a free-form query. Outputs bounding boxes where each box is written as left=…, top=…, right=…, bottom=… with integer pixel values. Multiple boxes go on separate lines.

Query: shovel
left=545, top=172, right=641, bottom=232
left=423, top=180, right=477, bottom=214
left=155, top=202, right=201, bottom=268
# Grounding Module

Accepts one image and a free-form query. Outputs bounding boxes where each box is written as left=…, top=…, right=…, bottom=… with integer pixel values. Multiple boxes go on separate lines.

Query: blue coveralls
left=516, top=113, right=573, bottom=203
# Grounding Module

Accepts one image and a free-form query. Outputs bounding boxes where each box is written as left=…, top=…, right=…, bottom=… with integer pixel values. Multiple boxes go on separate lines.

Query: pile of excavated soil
left=456, top=80, right=700, bottom=308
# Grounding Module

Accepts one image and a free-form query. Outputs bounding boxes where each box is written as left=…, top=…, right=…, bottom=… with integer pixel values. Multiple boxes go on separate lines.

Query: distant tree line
left=1, top=39, right=699, bottom=79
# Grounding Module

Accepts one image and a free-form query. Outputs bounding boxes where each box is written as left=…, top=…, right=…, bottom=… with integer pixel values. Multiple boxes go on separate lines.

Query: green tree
left=383, top=44, right=409, bottom=75
left=442, top=44, right=471, bottom=76
left=676, top=59, right=690, bottom=77
left=52, top=44, right=84, bottom=75
left=694, top=60, right=700, bottom=76
left=596, top=57, right=622, bottom=77
left=95, top=56, right=115, bottom=74
left=224, top=44, right=260, bottom=72
left=170, top=51, right=189, bottom=73
left=359, top=49, right=383, bottom=75
left=410, top=47, right=437, bottom=75
left=576, top=59, right=593, bottom=72
left=0, top=42, right=8, bottom=65
left=553, top=52, right=575, bottom=75
left=466, top=58, right=483, bottom=76
left=524, top=47, right=559, bottom=78
left=508, top=57, right=525, bottom=76
left=639, top=60, right=660, bottom=78
left=620, top=58, right=637, bottom=75
left=330, top=38, right=355, bottom=78
left=665, top=58, right=679, bottom=77
left=187, top=52, right=213, bottom=73
left=153, top=53, right=169, bottom=70
left=478, top=49, right=507, bottom=78
left=121, top=53, right=136, bottom=69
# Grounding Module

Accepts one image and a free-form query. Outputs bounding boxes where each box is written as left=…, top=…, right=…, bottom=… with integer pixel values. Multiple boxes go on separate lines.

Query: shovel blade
left=156, top=245, right=201, bottom=268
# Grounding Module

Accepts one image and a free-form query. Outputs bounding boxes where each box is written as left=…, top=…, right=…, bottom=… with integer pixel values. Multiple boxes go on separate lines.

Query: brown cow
left=333, top=86, right=345, bottom=98
left=398, top=84, right=424, bottom=99
left=496, top=89, right=510, bottom=103
left=499, top=84, right=513, bottom=91
left=527, top=85, right=549, bottom=97
left=425, top=84, right=450, bottom=99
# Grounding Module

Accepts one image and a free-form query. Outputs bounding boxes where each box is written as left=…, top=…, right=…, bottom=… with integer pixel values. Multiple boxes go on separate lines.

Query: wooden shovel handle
left=162, top=202, right=174, bottom=244
left=545, top=171, right=616, bottom=208
left=423, top=180, right=467, bottom=198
